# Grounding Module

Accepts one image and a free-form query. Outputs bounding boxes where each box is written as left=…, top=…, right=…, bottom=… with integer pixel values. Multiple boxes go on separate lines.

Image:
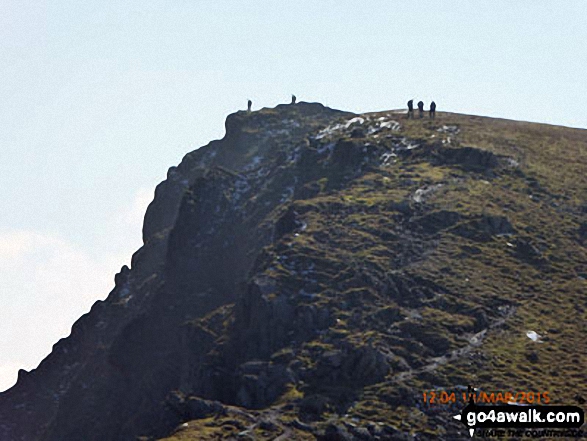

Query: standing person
left=291, top=94, right=297, bottom=104
left=247, top=100, right=252, bottom=113
left=417, top=101, right=424, bottom=119
left=430, top=101, right=436, bottom=119
left=407, top=100, right=414, bottom=119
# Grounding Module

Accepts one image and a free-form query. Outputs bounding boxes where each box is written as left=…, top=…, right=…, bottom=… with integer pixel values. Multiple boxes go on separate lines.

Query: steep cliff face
left=1, top=104, right=586, bottom=440
left=0, top=103, right=350, bottom=440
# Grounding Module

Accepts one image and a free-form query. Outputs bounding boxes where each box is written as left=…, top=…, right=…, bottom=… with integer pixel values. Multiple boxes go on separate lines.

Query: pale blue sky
left=1, top=0, right=586, bottom=391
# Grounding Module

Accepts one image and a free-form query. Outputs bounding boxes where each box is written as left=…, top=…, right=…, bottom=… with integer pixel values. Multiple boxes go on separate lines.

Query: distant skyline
left=1, top=0, right=586, bottom=392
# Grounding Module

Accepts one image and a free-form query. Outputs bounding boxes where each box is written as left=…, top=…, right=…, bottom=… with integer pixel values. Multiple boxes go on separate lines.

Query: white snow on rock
left=389, top=137, right=420, bottom=151
left=345, top=117, right=365, bottom=128
left=380, top=152, right=397, bottom=166
left=413, top=184, right=443, bottom=203
left=505, top=158, right=520, bottom=168
left=437, top=125, right=460, bottom=135
left=315, top=123, right=346, bottom=140
left=526, top=330, right=542, bottom=342
left=315, top=116, right=366, bottom=139
left=315, top=115, right=401, bottom=140
left=379, top=120, right=401, bottom=131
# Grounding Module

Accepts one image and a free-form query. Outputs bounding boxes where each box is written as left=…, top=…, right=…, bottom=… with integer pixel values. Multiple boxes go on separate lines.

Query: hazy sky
left=1, top=0, right=586, bottom=392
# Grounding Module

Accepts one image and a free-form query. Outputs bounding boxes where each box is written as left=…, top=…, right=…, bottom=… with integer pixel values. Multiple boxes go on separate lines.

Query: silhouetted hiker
left=291, top=94, right=296, bottom=104
left=247, top=100, right=252, bottom=113
left=417, top=101, right=424, bottom=118
left=430, top=101, right=436, bottom=119
left=407, top=100, right=414, bottom=119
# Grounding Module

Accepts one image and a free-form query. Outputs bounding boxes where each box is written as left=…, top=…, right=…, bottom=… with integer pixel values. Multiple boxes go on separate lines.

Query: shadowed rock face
left=1, top=105, right=586, bottom=441
left=0, top=103, right=351, bottom=441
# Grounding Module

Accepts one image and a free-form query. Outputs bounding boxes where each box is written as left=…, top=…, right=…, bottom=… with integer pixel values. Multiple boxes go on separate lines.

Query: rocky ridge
left=1, top=103, right=586, bottom=440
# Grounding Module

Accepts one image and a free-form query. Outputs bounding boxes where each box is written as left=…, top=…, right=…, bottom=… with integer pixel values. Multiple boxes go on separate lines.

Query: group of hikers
left=407, top=99, right=436, bottom=119
left=245, top=96, right=437, bottom=120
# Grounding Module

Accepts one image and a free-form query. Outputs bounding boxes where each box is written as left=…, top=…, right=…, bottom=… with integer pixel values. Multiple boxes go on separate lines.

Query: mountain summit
left=1, top=103, right=586, bottom=440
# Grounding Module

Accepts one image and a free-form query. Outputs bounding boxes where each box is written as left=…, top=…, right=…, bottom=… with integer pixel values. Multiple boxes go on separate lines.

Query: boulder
left=435, top=146, right=499, bottom=172
left=234, top=361, right=294, bottom=408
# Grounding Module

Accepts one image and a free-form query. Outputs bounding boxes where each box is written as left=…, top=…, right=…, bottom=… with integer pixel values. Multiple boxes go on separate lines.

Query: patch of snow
left=315, top=116, right=368, bottom=140
left=505, top=158, right=519, bottom=168
left=437, top=125, right=460, bottom=135
left=345, top=117, right=365, bottom=128
left=379, top=120, right=401, bottom=131
left=367, top=119, right=401, bottom=136
left=380, top=152, right=397, bottom=166
left=315, top=123, right=346, bottom=140
left=526, top=330, right=542, bottom=342
left=413, top=184, right=443, bottom=203
left=390, top=137, right=420, bottom=152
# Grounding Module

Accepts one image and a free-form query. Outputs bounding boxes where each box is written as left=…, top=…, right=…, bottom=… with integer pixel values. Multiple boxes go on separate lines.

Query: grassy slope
left=161, top=111, right=587, bottom=440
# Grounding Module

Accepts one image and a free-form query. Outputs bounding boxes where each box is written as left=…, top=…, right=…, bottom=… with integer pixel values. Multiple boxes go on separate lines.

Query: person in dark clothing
left=291, top=94, right=297, bottom=104
left=247, top=100, right=252, bottom=113
left=407, top=100, right=414, bottom=119
left=430, top=101, right=436, bottom=119
left=417, top=101, right=424, bottom=118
